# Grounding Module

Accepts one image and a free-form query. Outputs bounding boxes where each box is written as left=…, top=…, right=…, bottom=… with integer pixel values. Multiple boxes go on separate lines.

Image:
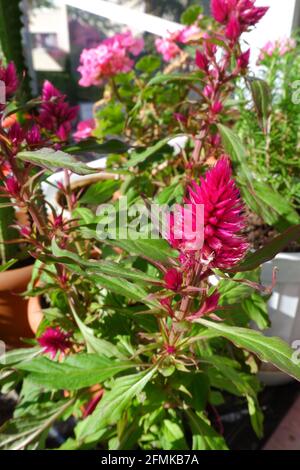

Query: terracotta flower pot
left=0, top=265, right=43, bottom=349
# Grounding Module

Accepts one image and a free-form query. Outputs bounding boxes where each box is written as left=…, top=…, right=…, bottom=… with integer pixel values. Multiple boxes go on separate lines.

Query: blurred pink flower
left=78, top=31, right=144, bottom=87
left=258, top=37, right=296, bottom=61
left=38, top=327, right=72, bottom=359
left=155, top=37, right=181, bottom=62
left=156, top=24, right=200, bottom=62
left=73, top=119, right=96, bottom=142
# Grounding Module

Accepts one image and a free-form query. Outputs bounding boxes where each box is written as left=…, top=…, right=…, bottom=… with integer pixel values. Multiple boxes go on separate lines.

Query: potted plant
left=1, top=0, right=300, bottom=451
left=234, top=36, right=300, bottom=383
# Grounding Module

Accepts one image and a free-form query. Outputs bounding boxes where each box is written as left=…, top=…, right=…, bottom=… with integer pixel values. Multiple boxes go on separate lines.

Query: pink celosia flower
left=73, top=119, right=96, bottom=142
left=0, top=61, right=19, bottom=98
left=210, top=101, right=223, bottom=114
left=195, top=50, right=209, bottom=71
left=164, top=268, right=183, bottom=292
left=211, top=0, right=268, bottom=41
left=78, top=31, right=144, bottom=86
left=237, top=49, right=250, bottom=69
left=169, top=157, right=249, bottom=269
left=26, top=125, right=42, bottom=146
left=38, top=81, right=78, bottom=141
left=38, top=327, right=72, bottom=359
left=20, top=226, right=31, bottom=238
left=159, top=297, right=175, bottom=317
left=5, top=176, right=21, bottom=197
left=174, top=112, right=187, bottom=124
left=7, top=122, right=24, bottom=148
left=203, top=84, right=214, bottom=99
left=225, top=15, right=241, bottom=41
left=187, top=292, right=220, bottom=320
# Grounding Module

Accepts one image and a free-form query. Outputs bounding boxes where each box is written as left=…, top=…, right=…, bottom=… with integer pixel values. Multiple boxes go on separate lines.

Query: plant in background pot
left=1, top=0, right=300, bottom=451
left=234, top=35, right=300, bottom=383
left=0, top=63, right=81, bottom=347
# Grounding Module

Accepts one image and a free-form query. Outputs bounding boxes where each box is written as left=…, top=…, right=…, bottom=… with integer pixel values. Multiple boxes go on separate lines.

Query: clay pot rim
left=0, top=264, right=33, bottom=293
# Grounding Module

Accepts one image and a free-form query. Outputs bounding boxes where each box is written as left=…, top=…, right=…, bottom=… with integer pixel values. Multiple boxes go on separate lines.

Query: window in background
left=22, top=0, right=209, bottom=115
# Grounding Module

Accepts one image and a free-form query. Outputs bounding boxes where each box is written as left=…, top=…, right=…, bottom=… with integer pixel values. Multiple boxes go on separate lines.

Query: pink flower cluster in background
left=155, top=24, right=200, bottom=62
left=0, top=61, right=19, bottom=99
left=78, top=30, right=144, bottom=87
left=211, top=0, right=268, bottom=41
left=73, top=118, right=96, bottom=142
left=258, top=37, right=296, bottom=62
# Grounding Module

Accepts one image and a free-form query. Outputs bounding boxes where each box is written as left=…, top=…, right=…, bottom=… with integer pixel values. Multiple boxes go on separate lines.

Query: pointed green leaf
left=198, top=319, right=300, bottom=381
left=17, top=148, right=98, bottom=175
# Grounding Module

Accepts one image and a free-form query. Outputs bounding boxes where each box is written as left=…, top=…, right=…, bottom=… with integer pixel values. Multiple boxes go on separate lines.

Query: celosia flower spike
left=38, top=327, right=72, bottom=359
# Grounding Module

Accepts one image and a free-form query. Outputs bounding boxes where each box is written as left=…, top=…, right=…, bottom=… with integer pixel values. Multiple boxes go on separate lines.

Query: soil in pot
left=244, top=210, right=300, bottom=252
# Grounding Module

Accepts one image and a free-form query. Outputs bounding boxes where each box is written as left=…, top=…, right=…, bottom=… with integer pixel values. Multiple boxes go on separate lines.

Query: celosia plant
left=1, top=1, right=300, bottom=452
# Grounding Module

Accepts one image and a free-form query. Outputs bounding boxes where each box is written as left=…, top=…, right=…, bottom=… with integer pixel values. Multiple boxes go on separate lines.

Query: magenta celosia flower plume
left=169, top=157, right=249, bottom=269
left=0, top=61, right=19, bottom=98
left=211, top=0, right=268, bottom=41
left=38, top=327, right=72, bottom=359
left=188, top=156, right=249, bottom=268
left=38, top=81, right=79, bottom=141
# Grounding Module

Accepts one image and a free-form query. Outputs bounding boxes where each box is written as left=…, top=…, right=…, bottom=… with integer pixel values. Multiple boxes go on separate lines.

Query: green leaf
left=247, top=394, right=264, bottom=439
left=63, top=139, right=130, bottom=155
left=181, top=5, right=203, bottom=25
left=0, top=258, right=17, bottom=272
left=242, top=293, right=270, bottom=330
left=146, top=73, right=203, bottom=88
left=125, top=136, right=176, bottom=168
left=68, top=303, right=127, bottom=358
left=218, top=124, right=300, bottom=229
left=0, top=347, right=41, bottom=369
left=252, top=180, right=300, bottom=229
left=17, top=148, right=98, bottom=175
left=135, top=55, right=161, bottom=73
left=218, top=124, right=253, bottom=188
left=198, top=319, right=300, bottom=381
left=230, top=224, right=300, bottom=272
left=90, top=272, right=150, bottom=302
left=79, top=179, right=121, bottom=205
left=186, top=409, right=228, bottom=450
left=160, top=419, right=188, bottom=450
left=0, top=399, right=73, bottom=450
left=76, top=367, right=157, bottom=442
left=106, top=237, right=178, bottom=263
left=16, top=354, right=134, bottom=390
left=247, top=77, right=271, bottom=132
left=51, top=239, right=159, bottom=285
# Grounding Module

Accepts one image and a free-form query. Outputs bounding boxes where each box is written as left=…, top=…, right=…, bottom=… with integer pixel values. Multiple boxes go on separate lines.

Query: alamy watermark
left=0, top=80, right=5, bottom=105
left=95, top=198, right=204, bottom=249
left=0, top=340, right=6, bottom=365
left=291, top=80, right=300, bottom=104
left=291, top=340, right=300, bottom=365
